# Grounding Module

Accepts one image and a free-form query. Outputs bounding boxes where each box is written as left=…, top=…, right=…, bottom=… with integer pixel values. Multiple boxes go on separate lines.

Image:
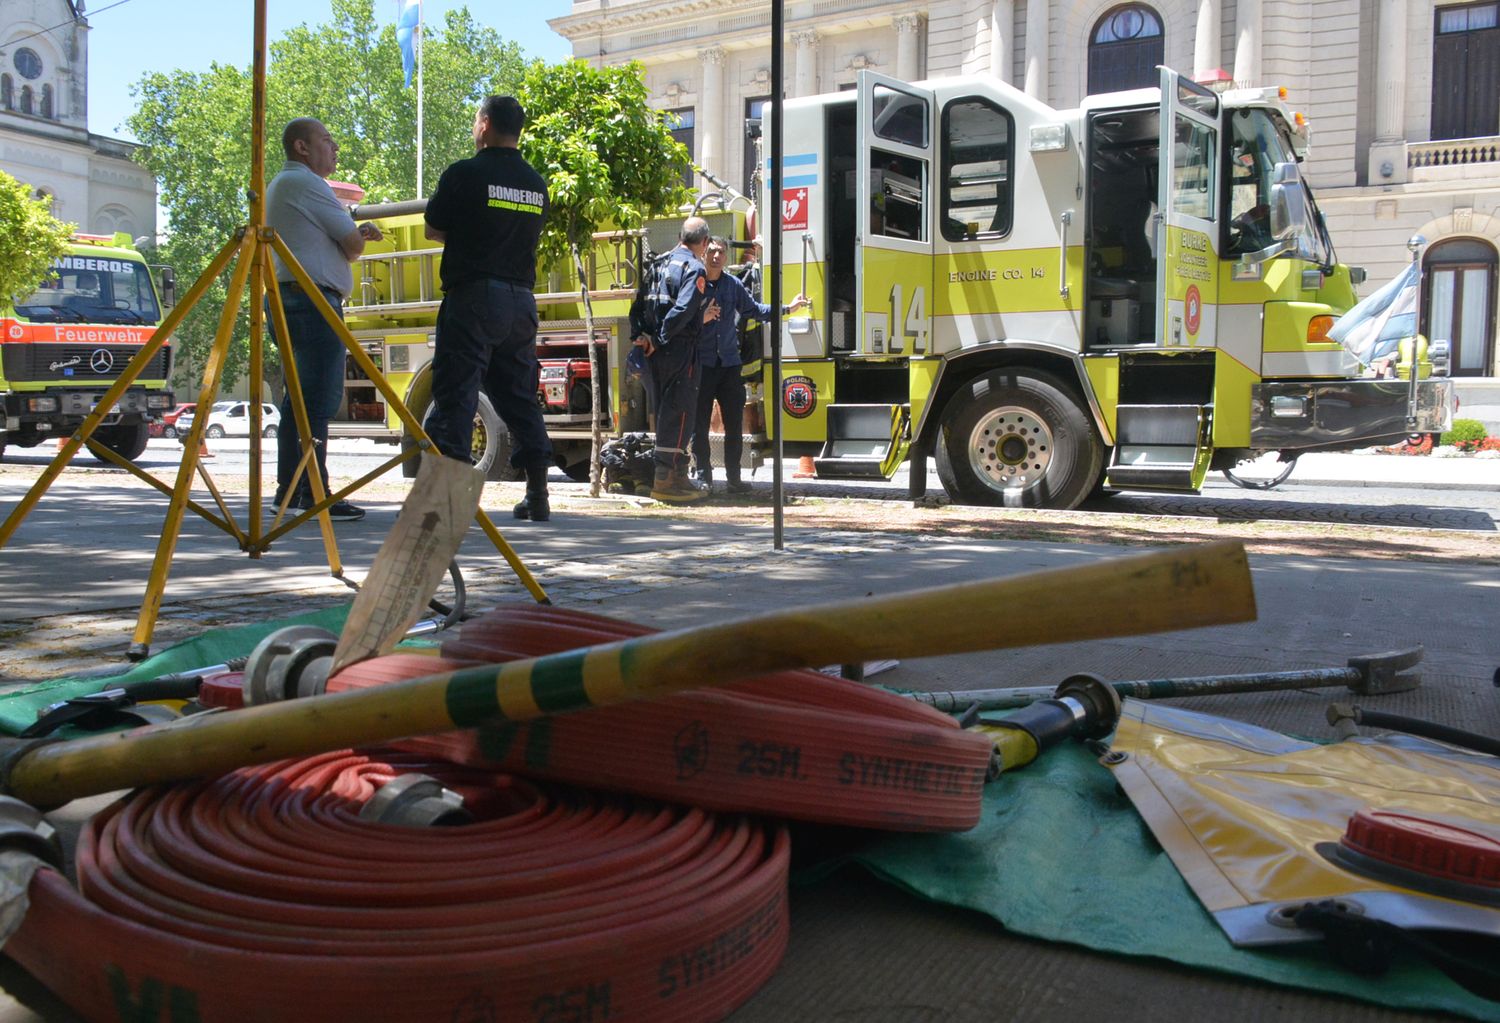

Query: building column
left=1369, top=0, right=1410, bottom=184
left=1023, top=0, right=1047, bottom=101
left=1232, top=0, right=1261, bottom=87
left=698, top=46, right=726, bottom=180
left=1193, top=0, right=1221, bottom=80
left=990, top=0, right=1014, bottom=84
left=793, top=31, right=821, bottom=98
left=894, top=14, right=923, bottom=82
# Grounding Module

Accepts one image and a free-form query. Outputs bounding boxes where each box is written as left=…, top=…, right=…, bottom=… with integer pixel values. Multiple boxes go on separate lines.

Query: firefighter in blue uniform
left=633, top=216, right=719, bottom=503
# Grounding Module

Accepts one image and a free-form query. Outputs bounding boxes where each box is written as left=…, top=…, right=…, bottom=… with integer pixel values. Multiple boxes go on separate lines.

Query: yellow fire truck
left=761, top=67, right=1452, bottom=507
left=339, top=68, right=1453, bottom=508
left=0, top=232, right=176, bottom=462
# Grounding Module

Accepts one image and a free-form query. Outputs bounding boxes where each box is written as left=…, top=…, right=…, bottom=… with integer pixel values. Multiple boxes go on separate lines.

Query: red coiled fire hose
left=328, top=603, right=994, bottom=832
left=8, top=750, right=789, bottom=1023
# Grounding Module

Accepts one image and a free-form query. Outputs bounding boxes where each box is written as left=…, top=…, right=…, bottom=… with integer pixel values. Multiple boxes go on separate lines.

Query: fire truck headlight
left=1029, top=124, right=1070, bottom=152
left=26, top=397, right=59, bottom=413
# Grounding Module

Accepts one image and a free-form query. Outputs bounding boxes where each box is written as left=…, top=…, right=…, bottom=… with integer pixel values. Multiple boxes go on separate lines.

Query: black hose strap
left=1294, top=901, right=1500, bottom=1002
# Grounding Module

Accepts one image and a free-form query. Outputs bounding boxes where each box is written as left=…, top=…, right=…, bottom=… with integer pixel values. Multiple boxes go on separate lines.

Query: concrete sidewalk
left=1287, top=450, right=1500, bottom=491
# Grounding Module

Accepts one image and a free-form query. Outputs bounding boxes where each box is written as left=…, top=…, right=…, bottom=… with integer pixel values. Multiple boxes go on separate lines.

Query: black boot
left=513, top=465, right=551, bottom=521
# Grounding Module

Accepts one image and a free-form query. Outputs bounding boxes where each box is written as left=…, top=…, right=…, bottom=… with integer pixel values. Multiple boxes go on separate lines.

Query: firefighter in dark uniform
left=424, top=95, right=555, bottom=521
left=633, top=215, right=719, bottom=503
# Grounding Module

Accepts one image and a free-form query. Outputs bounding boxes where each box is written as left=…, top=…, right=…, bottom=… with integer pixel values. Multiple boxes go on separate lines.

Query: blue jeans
left=428, top=279, right=552, bottom=470
left=270, top=284, right=346, bottom=498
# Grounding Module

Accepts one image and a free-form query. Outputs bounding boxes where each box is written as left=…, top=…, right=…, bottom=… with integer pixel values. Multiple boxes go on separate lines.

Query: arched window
left=1088, top=4, right=1165, bottom=95
left=40, top=84, right=52, bottom=119
left=1, top=74, right=12, bottom=109
left=19, top=85, right=33, bottom=115
left=1424, top=238, right=1497, bottom=376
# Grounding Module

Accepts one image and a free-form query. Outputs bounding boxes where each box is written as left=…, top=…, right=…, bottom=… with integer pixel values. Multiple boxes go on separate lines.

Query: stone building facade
left=550, top=0, right=1500, bottom=378
left=0, top=0, right=156, bottom=241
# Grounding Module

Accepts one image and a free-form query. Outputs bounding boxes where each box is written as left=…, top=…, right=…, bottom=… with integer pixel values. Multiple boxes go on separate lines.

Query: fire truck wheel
left=934, top=369, right=1103, bottom=510
left=93, top=422, right=150, bottom=463
left=471, top=393, right=523, bottom=482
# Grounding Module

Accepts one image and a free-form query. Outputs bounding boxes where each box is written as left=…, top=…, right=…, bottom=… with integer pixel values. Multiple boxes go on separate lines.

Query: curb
left=1286, top=478, right=1500, bottom=493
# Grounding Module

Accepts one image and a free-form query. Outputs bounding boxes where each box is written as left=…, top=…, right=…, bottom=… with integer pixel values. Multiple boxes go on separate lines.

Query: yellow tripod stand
left=0, top=0, right=547, bottom=660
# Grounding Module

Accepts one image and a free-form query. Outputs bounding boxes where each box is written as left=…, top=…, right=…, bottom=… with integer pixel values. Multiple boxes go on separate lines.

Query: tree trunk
left=571, top=244, right=604, bottom=498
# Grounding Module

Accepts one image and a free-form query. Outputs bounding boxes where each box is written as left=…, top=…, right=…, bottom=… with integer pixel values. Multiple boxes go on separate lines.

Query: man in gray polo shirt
left=266, top=117, right=381, bottom=521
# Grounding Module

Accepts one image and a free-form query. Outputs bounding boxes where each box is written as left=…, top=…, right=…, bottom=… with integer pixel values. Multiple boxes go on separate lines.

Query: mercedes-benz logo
left=89, top=349, right=114, bottom=374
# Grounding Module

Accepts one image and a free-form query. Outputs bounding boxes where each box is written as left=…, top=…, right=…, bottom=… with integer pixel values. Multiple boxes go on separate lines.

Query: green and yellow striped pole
left=3, top=541, right=1255, bottom=808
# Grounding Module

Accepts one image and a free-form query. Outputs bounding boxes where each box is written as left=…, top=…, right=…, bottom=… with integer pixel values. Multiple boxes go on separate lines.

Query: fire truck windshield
left=1226, top=108, right=1332, bottom=267
left=13, top=255, right=160, bottom=326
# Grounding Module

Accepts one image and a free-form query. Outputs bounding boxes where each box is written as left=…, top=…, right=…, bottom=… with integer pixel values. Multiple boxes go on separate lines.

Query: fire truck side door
left=856, top=71, right=936, bottom=359
left=1156, top=69, right=1224, bottom=349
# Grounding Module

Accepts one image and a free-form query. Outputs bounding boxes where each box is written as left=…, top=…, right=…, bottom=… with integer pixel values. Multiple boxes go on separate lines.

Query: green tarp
left=0, top=604, right=355, bottom=735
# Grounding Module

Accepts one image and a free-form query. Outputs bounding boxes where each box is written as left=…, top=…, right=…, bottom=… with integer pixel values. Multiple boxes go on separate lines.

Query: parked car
left=175, top=400, right=281, bottom=439
left=151, top=403, right=196, bottom=439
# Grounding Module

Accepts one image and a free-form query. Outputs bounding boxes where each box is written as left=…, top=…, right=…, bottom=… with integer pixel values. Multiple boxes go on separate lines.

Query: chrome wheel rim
left=967, top=406, right=1053, bottom=492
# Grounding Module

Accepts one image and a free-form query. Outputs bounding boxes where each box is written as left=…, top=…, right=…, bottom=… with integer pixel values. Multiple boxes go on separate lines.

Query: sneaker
left=323, top=499, right=366, bottom=522
left=291, top=493, right=366, bottom=522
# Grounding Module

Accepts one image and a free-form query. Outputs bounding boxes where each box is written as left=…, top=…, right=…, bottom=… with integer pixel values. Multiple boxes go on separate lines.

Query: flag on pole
left=1326, top=261, right=1420, bottom=367
left=396, top=0, right=421, bottom=88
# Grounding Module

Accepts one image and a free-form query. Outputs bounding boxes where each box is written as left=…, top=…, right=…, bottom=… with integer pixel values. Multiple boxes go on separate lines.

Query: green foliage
left=126, top=0, right=523, bottom=388
left=1439, top=418, right=1488, bottom=449
left=517, top=60, right=691, bottom=270
left=0, top=169, right=74, bottom=306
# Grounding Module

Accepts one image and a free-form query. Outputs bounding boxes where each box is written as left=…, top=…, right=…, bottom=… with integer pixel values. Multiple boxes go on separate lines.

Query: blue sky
left=84, top=0, right=575, bottom=141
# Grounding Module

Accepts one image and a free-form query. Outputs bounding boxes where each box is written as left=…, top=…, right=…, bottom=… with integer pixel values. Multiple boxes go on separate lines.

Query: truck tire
left=93, top=421, right=150, bottom=462
left=934, top=368, right=1103, bottom=510
left=560, top=460, right=592, bottom=482
left=418, top=393, right=522, bottom=482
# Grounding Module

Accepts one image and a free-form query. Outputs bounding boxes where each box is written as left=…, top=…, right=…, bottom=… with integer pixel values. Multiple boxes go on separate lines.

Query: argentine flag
left=396, top=0, right=421, bottom=88
left=1326, top=262, right=1420, bottom=367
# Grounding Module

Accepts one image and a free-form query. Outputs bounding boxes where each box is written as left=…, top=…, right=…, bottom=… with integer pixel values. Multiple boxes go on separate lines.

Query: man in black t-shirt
left=424, top=95, right=555, bottom=521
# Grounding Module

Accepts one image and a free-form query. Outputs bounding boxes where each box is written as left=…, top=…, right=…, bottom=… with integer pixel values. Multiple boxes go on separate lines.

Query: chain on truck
left=1, top=232, right=176, bottom=463
left=339, top=68, right=1455, bottom=509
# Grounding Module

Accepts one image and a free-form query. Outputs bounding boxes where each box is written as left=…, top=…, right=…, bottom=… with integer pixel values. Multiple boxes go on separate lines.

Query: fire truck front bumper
left=2, top=387, right=163, bottom=432
left=1249, top=378, right=1455, bottom=451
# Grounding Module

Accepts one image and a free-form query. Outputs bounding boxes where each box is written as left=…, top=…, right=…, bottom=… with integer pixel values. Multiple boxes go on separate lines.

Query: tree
left=127, top=0, right=524, bottom=389
left=0, top=170, right=73, bottom=306
left=517, top=59, right=691, bottom=492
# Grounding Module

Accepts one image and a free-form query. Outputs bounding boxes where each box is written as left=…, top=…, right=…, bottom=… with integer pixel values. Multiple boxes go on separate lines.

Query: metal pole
left=1404, top=233, right=1426, bottom=429
left=416, top=1, right=425, bottom=196
left=770, top=0, right=785, bottom=550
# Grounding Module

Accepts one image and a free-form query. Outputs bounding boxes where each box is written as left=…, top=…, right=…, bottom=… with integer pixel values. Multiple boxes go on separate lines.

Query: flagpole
left=416, top=0, right=424, bottom=197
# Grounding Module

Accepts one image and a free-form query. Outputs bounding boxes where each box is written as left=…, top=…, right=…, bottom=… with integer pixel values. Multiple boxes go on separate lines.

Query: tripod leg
left=247, top=232, right=268, bottom=552
left=263, top=262, right=341, bottom=568
left=0, top=233, right=242, bottom=550
left=268, top=232, right=550, bottom=605
left=130, top=235, right=256, bottom=660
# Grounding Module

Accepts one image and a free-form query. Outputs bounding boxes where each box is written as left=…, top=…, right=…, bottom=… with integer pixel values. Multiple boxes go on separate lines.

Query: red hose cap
left=198, top=671, right=245, bottom=711
left=1340, top=809, right=1500, bottom=889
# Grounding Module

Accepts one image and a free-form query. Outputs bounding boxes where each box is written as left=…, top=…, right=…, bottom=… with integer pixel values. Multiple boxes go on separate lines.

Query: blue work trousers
left=271, top=284, right=346, bottom=499
left=427, top=279, right=552, bottom=470
left=649, top=336, right=700, bottom=471
left=692, top=361, right=746, bottom=480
